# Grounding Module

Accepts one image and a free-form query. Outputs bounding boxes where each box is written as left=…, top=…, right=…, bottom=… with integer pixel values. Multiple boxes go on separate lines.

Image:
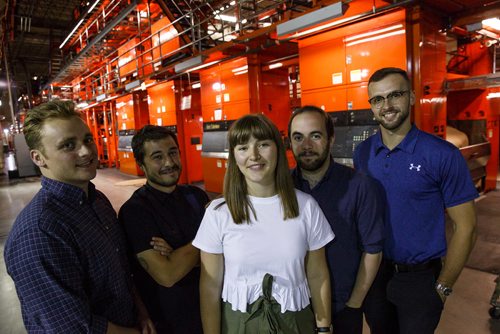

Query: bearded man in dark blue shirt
left=119, top=125, right=209, bottom=334
left=289, top=105, right=387, bottom=334
left=4, top=100, right=155, bottom=333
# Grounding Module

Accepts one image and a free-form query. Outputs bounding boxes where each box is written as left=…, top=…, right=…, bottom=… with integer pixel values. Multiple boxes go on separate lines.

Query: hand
left=150, top=237, right=173, bottom=256
left=138, top=317, right=156, bottom=334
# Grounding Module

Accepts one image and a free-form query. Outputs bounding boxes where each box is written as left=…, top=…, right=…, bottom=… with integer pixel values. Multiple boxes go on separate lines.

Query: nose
left=79, top=142, right=94, bottom=156
left=250, top=145, right=261, bottom=160
left=163, top=154, right=175, bottom=166
left=302, top=137, right=313, bottom=149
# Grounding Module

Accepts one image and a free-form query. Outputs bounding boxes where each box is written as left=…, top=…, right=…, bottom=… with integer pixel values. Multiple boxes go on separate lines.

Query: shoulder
left=206, top=197, right=227, bottom=211
left=179, top=184, right=210, bottom=202
left=294, top=189, right=321, bottom=210
left=5, top=195, right=74, bottom=262
left=119, top=186, right=149, bottom=212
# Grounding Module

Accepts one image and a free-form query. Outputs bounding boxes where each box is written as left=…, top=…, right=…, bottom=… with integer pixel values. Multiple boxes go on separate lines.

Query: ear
left=329, top=134, right=335, bottom=149
left=410, top=90, right=416, bottom=106
left=31, top=149, right=47, bottom=168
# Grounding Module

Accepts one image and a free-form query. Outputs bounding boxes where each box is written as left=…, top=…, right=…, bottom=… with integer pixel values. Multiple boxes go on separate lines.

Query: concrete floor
left=1, top=167, right=499, bottom=333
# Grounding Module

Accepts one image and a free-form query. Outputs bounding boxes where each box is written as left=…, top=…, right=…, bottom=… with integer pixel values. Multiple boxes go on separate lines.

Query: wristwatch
left=435, top=282, right=453, bottom=296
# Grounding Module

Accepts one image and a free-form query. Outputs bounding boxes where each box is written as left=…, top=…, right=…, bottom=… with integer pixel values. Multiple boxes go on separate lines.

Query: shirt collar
left=291, top=157, right=336, bottom=190
left=41, top=176, right=95, bottom=203
left=374, top=124, right=419, bottom=154
left=145, top=182, right=177, bottom=198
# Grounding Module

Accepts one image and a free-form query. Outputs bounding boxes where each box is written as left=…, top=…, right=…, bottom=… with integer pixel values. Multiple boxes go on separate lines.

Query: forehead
left=291, top=112, right=327, bottom=133
left=368, top=73, right=409, bottom=96
left=41, top=116, right=89, bottom=139
left=143, top=136, right=178, bottom=154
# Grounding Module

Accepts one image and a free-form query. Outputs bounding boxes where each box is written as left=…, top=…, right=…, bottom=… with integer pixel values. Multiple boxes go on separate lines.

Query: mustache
left=298, top=151, right=318, bottom=157
left=160, top=165, right=180, bottom=174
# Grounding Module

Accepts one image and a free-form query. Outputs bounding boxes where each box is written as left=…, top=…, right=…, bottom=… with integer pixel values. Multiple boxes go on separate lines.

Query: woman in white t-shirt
left=193, top=114, right=334, bottom=334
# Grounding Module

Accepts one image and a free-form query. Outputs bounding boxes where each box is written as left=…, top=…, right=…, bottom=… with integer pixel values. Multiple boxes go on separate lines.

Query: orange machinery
left=147, top=79, right=204, bottom=184
left=84, top=102, right=118, bottom=168
left=446, top=40, right=499, bottom=192
left=299, top=9, right=407, bottom=164
left=116, top=91, right=150, bottom=176
left=200, top=56, right=291, bottom=193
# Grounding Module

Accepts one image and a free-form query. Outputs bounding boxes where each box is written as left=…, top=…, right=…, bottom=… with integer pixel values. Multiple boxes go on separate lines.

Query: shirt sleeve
left=192, top=202, right=224, bottom=254
left=354, top=175, right=385, bottom=254
left=119, top=199, right=160, bottom=255
left=440, top=147, right=479, bottom=208
left=5, top=226, right=108, bottom=333
left=306, top=197, right=335, bottom=251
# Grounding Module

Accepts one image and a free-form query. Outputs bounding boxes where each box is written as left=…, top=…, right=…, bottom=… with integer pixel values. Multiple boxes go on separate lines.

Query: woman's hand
left=150, top=237, right=173, bottom=256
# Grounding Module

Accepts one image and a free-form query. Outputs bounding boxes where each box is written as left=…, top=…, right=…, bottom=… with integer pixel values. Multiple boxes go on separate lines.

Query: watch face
left=443, top=287, right=452, bottom=296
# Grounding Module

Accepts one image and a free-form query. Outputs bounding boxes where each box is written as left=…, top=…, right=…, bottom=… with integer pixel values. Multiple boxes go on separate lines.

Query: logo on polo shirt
left=409, top=163, right=421, bottom=171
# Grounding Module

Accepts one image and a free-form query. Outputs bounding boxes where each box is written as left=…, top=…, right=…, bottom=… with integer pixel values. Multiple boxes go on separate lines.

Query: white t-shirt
left=192, top=189, right=334, bottom=313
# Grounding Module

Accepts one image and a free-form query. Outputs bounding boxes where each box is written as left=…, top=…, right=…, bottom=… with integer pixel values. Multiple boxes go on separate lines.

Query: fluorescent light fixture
left=289, top=14, right=361, bottom=39
left=96, top=93, right=107, bottom=102
left=216, top=14, right=237, bottom=23
left=345, top=24, right=403, bottom=42
left=232, top=65, right=248, bottom=72
left=234, top=70, right=248, bottom=76
left=175, top=55, right=208, bottom=73
left=59, top=18, right=84, bottom=49
left=87, top=0, right=100, bottom=13
left=76, top=102, right=89, bottom=108
left=192, top=82, right=201, bottom=89
left=183, top=60, right=220, bottom=73
left=277, top=2, right=345, bottom=37
left=268, top=62, right=283, bottom=69
left=346, top=29, right=405, bottom=47
left=483, top=18, right=500, bottom=31
left=125, top=80, right=142, bottom=91
left=487, top=92, right=500, bottom=99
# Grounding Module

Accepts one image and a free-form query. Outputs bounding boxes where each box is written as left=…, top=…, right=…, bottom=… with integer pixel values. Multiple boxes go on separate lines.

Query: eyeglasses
left=368, top=90, right=409, bottom=109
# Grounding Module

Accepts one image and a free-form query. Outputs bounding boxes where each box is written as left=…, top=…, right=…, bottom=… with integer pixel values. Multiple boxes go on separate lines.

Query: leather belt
left=393, top=258, right=441, bottom=273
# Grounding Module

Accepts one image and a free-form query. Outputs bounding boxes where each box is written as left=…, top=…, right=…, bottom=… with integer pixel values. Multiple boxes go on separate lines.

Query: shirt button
left=105, top=226, right=109, bottom=230
left=116, top=248, right=120, bottom=252
left=79, top=200, right=83, bottom=205
left=386, top=154, right=390, bottom=158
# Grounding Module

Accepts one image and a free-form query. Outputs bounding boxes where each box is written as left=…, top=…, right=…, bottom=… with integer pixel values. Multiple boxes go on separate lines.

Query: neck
left=147, top=181, right=176, bottom=194
left=246, top=182, right=276, bottom=198
left=380, top=122, right=412, bottom=150
left=301, top=157, right=331, bottom=189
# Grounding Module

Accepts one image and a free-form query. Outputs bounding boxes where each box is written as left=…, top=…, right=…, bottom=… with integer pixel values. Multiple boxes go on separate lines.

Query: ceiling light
left=59, top=18, right=84, bottom=48
left=192, top=82, right=201, bottom=89
left=482, top=18, right=500, bottom=31
left=217, top=14, right=237, bottom=23
left=346, top=29, right=405, bottom=47
left=277, top=2, right=345, bottom=37
left=268, top=62, right=283, bottom=69
left=87, top=0, right=100, bottom=13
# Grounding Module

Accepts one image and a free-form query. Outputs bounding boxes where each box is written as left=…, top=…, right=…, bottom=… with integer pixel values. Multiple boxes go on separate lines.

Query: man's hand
left=150, top=237, right=173, bottom=256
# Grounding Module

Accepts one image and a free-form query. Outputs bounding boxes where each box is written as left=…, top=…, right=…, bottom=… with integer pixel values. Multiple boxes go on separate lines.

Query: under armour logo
left=409, top=163, right=421, bottom=171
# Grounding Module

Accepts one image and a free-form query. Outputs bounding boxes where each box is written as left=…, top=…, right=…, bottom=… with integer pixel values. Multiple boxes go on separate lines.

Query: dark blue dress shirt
left=292, top=160, right=385, bottom=313
left=4, top=177, right=137, bottom=333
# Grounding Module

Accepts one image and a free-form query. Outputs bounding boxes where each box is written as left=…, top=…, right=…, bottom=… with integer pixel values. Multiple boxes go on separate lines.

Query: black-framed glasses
left=368, top=90, right=409, bottom=109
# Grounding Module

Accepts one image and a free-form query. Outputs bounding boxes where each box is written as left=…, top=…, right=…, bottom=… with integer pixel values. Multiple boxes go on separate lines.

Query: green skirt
left=221, top=274, right=316, bottom=334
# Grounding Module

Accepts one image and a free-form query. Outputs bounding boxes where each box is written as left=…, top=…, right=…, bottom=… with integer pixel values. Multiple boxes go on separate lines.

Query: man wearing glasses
left=354, top=67, right=478, bottom=334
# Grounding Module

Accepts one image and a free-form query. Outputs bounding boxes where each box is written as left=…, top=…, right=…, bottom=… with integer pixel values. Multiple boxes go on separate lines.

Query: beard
left=376, top=103, right=410, bottom=131
left=296, top=147, right=330, bottom=172
left=148, top=165, right=181, bottom=188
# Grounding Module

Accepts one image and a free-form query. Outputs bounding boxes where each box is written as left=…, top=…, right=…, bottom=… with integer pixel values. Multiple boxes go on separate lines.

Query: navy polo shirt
left=291, top=161, right=384, bottom=313
left=354, top=125, right=478, bottom=264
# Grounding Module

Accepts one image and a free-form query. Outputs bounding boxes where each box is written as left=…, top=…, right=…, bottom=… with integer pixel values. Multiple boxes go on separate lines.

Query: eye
left=169, top=150, right=179, bottom=157
left=152, top=154, right=162, bottom=160
left=60, top=142, right=76, bottom=151
left=84, top=136, right=95, bottom=144
left=389, top=91, right=405, bottom=99
left=370, top=96, right=384, bottom=104
left=311, top=133, right=322, bottom=140
left=236, top=145, right=247, bottom=151
left=292, top=134, right=303, bottom=142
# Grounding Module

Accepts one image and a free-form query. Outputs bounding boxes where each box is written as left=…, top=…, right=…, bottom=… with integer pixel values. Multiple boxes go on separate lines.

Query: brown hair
left=222, top=114, right=299, bottom=224
left=23, top=100, right=81, bottom=152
